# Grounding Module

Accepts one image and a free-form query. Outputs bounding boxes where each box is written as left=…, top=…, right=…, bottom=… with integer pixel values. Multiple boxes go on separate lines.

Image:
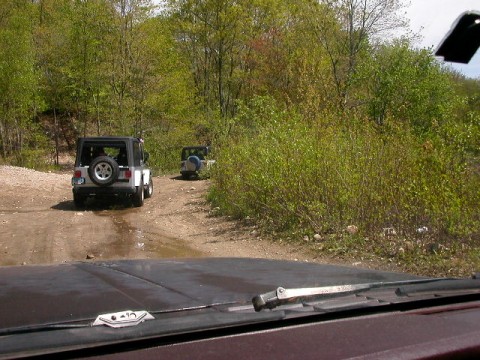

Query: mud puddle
left=93, top=208, right=203, bottom=259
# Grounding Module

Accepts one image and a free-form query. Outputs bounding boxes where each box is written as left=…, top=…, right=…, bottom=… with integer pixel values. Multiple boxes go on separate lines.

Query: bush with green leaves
left=209, top=97, right=480, bottom=243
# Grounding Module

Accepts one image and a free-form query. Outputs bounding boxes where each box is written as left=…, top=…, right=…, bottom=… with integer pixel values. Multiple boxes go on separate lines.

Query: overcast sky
left=406, top=0, right=480, bottom=77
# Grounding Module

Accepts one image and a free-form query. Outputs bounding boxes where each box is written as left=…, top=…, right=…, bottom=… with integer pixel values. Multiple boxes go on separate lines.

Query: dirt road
left=0, top=165, right=311, bottom=266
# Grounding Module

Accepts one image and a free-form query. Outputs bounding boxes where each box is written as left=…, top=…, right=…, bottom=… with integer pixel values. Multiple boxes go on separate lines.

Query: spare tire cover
left=88, top=156, right=119, bottom=186
left=186, top=155, right=201, bottom=171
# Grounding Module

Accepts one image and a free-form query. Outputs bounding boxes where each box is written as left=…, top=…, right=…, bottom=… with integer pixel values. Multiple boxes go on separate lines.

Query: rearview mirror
left=435, top=11, right=480, bottom=64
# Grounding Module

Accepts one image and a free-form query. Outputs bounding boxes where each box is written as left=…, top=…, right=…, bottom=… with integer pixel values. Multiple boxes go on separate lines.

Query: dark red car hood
left=2, top=258, right=480, bottom=359
left=0, top=258, right=420, bottom=330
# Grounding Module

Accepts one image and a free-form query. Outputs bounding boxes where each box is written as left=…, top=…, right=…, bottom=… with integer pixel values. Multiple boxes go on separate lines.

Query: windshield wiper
left=396, top=279, right=480, bottom=296
left=251, top=278, right=480, bottom=312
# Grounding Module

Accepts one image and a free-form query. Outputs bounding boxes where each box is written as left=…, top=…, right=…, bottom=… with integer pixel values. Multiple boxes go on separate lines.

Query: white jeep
left=72, top=136, right=153, bottom=207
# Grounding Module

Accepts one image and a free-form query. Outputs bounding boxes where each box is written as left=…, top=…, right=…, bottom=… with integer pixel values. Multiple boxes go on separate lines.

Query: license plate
left=72, top=177, right=85, bottom=185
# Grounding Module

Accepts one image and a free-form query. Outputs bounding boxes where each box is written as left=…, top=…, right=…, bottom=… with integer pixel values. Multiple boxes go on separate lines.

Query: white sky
left=406, top=0, right=480, bottom=77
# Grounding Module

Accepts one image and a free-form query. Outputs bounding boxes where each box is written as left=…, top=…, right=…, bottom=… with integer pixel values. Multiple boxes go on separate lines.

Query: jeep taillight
left=74, top=170, right=81, bottom=178
left=125, top=170, right=132, bottom=178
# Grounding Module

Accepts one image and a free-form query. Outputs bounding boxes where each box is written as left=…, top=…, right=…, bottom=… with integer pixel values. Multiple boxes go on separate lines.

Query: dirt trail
left=0, top=166, right=313, bottom=266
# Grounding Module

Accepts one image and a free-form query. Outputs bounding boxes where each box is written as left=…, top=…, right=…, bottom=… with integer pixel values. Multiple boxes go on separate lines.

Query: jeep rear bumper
left=73, top=186, right=136, bottom=196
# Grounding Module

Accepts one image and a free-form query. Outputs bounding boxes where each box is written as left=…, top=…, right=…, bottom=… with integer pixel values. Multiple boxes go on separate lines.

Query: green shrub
left=209, top=97, right=480, bottom=243
left=11, top=148, right=55, bottom=170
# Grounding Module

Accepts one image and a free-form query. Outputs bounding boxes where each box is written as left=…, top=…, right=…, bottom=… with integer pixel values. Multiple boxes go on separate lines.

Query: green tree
left=305, top=0, right=408, bottom=111
left=0, top=1, right=39, bottom=160
left=67, top=0, right=113, bottom=136
left=129, top=15, right=200, bottom=171
left=169, top=0, right=286, bottom=118
left=358, top=40, right=454, bottom=132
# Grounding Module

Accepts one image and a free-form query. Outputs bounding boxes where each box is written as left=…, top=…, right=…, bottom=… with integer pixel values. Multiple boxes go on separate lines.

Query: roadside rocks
left=303, top=234, right=323, bottom=243
left=313, top=234, right=322, bottom=242
left=0, top=165, right=71, bottom=189
left=346, top=225, right=358, bottom=235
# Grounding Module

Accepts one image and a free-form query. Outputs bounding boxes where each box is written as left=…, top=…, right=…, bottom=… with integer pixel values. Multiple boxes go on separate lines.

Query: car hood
left=0, top=257, right=421, bottom=330
left=4, top=258, right=480, bottom=359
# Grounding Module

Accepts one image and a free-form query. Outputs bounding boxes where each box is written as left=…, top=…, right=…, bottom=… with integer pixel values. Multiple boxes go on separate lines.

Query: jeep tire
left=144, top=177, right=153, bottom=198
left=88, top=156, right=119, bottom=187
left=132, top=178, right=145, bottom=207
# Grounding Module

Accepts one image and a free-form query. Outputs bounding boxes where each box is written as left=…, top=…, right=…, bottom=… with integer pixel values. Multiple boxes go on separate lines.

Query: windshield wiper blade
left=252, top=278, right=460, bottom=312
left=396, top=279, right=480, bottom=296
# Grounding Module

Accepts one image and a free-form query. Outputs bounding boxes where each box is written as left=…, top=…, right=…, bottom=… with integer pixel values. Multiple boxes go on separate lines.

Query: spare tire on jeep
left=88, top=156, right=120, bottom=186
left=186, top=155, right=201, bottom=171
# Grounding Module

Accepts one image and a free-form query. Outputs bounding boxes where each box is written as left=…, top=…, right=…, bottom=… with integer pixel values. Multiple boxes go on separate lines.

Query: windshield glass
left=0, top=0, right=479, bottom=351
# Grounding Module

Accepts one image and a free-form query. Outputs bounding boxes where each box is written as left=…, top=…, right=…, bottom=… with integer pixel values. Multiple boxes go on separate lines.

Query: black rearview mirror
left=436, top=11, right=480, bottom=64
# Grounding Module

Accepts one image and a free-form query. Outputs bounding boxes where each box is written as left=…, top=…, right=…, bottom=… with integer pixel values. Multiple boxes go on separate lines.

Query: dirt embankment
left=0, top=165, right=317, bottom=267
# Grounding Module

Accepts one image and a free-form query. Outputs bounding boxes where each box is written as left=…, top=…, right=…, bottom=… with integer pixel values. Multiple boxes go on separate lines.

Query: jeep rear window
left=79, top=141, right=127, bottom=167
left=182, top=147, right=208, bottom=160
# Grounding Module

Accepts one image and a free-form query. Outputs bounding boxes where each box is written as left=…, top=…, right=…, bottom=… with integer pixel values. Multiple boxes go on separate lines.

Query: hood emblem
left=92, top=310, right=155, bottom=328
